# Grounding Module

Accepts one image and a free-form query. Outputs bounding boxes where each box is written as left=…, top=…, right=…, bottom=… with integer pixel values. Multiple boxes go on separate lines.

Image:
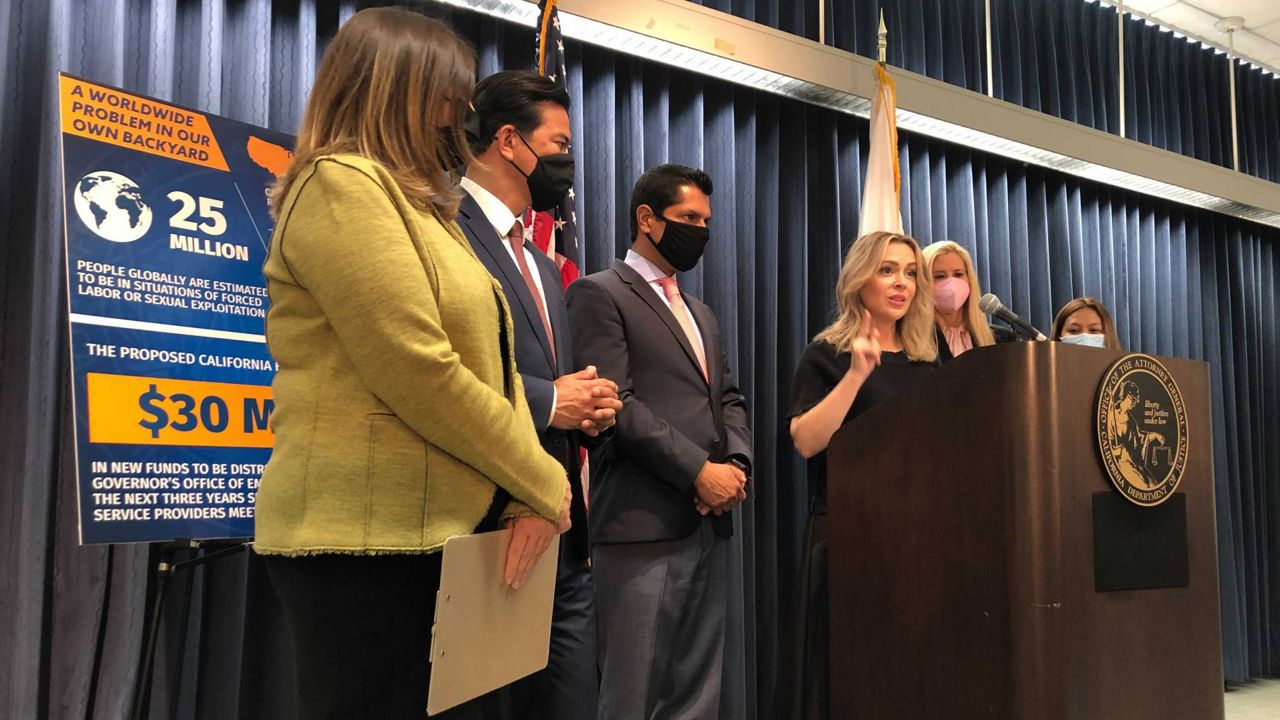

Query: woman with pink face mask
left=921, top=241, right=1017, bottom=362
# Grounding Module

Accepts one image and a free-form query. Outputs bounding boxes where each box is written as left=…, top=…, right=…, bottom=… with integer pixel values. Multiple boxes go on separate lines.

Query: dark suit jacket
left=457, top=193, right=589, bottom=561
left=934, top=322, right=1022, bottom=363
left=566, top=259, right=752, bottom=544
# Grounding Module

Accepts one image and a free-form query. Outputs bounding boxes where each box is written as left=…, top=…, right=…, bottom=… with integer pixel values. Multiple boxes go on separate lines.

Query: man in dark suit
left=566, top=164, right=753, bottom=719
left=458, top=70, right=621, bottom=720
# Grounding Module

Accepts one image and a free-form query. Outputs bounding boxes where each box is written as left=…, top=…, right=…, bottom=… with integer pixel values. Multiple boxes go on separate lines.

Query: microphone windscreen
left=978, top=293, right=1002, bottom=315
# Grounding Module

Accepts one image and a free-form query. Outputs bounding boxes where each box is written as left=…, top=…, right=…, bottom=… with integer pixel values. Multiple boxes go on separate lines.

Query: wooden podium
left=827, top=341, right=1223, bottom=719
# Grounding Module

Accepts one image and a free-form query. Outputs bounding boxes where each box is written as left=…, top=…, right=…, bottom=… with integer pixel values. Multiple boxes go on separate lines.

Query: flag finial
left=877, top=9, right=888, bottom=65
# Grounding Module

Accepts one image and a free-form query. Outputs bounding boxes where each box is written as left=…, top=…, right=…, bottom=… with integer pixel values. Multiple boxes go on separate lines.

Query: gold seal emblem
left=1095, top=354, right=1189, bottom=506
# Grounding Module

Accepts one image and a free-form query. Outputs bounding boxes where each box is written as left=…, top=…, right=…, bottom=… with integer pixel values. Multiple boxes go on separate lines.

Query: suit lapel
left=611, top=260, right=709, bottom=388
left=684, top=297, right=719, bottom=389
left=683, top=295, right=726, bottom=439
left=459, top=195, right=556, bottom=370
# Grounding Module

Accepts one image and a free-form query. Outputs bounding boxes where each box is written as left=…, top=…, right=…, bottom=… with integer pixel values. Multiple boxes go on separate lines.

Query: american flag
left=528, top=0, right=580, bottom=289
left=532, top=0, right=589, bottom=502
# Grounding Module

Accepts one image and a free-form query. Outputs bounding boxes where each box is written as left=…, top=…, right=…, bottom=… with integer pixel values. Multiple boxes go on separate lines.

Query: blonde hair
left=1051, top=297, right=1124, bottom=350
left=816, top=231, right=938, bottom=362
left=270, top=8, right=476, bottom=219
left=921, top=241, right=996, bottom=347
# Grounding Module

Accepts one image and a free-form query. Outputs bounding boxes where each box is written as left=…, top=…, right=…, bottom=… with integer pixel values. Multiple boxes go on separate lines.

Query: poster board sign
left=58, top=73, right=293, bottom=544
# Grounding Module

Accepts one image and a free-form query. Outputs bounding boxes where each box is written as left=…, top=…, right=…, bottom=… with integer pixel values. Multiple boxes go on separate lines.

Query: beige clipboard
left=426, top=529, right=559, bottom=716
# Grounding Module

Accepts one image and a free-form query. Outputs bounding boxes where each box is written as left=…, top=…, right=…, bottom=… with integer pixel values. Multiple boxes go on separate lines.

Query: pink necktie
left=654, top=276, right=708, bottom=380
left=508, top=222, right=555, bottom=364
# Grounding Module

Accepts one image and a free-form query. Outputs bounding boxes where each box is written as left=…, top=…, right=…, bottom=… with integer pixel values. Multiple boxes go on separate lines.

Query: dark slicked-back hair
left=628, top=163, right=714, bottom=240
left=470, top=70, right=571, bottom=154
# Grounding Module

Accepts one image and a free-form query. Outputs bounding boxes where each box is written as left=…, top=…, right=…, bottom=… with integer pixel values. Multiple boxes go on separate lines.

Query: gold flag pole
left=877, top=8, right=888, bottom=65
left=859, top=7, right=903, bottom=236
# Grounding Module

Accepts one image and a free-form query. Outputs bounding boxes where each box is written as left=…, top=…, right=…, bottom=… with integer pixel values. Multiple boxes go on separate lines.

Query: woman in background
left=254, top=9, right=570, bottom=719
left=921, top=240, right=1016, bottom=361
left=777, top=231, right=939, bottom=718
left=1050, top=296, right=1125, bottom=350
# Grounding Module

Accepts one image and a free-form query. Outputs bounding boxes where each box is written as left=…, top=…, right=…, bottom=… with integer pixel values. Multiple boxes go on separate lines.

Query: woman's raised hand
left=847, top=309, right=882, bottom=382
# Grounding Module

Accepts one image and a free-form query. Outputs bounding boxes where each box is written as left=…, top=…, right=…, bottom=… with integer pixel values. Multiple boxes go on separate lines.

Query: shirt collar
left=624, top=248, right=673, bottom=284
left=461, top=176, right=524, bottom=239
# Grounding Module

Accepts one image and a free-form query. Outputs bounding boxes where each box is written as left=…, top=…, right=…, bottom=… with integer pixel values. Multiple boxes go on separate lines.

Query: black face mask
left=511, top=131, right=575, bottom=212
left=648, top=213, right=710, bottom=273
left=437, top=107, right=481, bottom=171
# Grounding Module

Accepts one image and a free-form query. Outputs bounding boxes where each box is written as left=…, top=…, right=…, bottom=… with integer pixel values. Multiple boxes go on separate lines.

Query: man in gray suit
left=566, top=164, right=752, bottom=719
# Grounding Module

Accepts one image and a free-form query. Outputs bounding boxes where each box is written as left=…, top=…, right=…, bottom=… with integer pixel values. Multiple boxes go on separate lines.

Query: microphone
left=978, top=293, right=1047, bottom=341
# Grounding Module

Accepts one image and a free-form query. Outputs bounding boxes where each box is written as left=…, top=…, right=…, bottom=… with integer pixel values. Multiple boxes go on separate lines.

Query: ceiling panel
left=1184, top=1, right=1280, bottom=28
left=1252, top=18, right=1280, bottom=45
left=1151, top=3, right=1226, bottom=36
left=1232, top=28, right=1280, bottom=64
left=1103, top=0, right=1280, bottom=74
left=1123, top=0, right=1180, bottom=14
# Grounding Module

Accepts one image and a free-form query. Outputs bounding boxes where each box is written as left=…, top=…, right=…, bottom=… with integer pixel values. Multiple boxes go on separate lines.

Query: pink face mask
left=933, top=277, right=970, bottom=314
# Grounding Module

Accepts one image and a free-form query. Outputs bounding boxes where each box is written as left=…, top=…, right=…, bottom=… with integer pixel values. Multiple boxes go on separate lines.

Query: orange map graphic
left=247, top=136, right=292, bottom=177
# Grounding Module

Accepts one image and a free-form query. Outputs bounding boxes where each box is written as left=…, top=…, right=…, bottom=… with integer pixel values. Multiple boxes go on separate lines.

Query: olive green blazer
left=253, top=154, right=566, bottom=556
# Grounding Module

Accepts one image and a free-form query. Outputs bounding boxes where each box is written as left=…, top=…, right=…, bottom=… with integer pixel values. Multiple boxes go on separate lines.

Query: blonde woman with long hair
left=254, top=9, right=570, bottom=718
left=776, top=231, right=939, bottom=719
left=922, top=241, right=1016, bottom=361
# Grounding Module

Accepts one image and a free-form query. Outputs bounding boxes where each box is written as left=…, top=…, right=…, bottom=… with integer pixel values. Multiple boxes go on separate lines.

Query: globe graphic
left=72, top=171, right=152, bottom=243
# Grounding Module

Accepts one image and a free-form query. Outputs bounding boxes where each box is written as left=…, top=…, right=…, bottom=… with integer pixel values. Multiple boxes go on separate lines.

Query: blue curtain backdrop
left=698, top=0, right=1277, bottom=180
left=1124, top=12, right=1234, bottom=169
left=988, top=0, right=1120, bottom=133
left=1239, top=63, right=1280, bottom=184
left=3, top=1, right=1279, bottom=718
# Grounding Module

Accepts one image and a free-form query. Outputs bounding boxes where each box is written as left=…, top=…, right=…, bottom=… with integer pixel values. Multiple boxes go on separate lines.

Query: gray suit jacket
left=566, top=259, right=752, bottom=543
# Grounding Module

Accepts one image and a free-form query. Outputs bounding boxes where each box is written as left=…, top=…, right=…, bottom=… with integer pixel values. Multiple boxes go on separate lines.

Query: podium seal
left=1095, top=353, right=1189, bottom=507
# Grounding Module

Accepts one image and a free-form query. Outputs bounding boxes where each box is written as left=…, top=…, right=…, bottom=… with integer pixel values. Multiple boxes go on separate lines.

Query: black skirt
left=775, top=503, right=829, bottom=720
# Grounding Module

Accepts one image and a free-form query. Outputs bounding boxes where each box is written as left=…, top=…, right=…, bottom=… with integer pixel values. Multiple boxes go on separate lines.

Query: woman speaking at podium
left=251, top=8, right=570, bottom=719
left=776, top=231, right=939, bottom=718
left=921, top=240, right=1017, bottom=361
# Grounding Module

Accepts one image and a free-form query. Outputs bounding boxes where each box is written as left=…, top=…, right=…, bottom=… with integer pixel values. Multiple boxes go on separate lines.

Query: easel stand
left=129, top=538, right=250, bottom=720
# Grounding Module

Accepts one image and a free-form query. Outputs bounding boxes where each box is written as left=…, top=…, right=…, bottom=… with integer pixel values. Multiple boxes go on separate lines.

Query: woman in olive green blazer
left=256, top=154, right=568, bottom=551
left=254, top=10, right=568, bottom=719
